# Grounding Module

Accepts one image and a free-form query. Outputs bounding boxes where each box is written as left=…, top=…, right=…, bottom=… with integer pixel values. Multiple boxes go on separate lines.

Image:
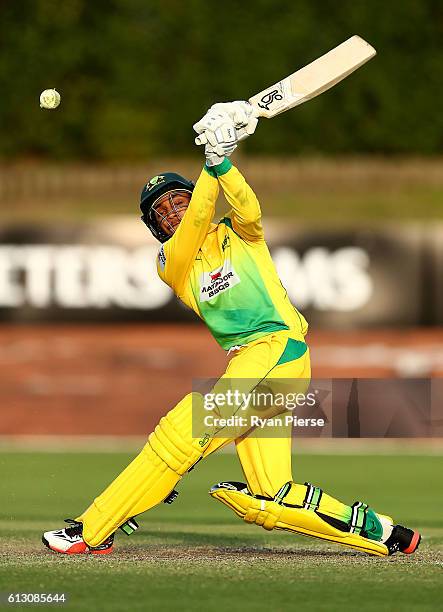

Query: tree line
left=0, top=0, right=441, bottom=159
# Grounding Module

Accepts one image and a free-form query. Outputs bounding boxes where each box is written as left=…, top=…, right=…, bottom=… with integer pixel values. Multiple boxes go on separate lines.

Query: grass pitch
left=0, top=451, right=441, bottom=611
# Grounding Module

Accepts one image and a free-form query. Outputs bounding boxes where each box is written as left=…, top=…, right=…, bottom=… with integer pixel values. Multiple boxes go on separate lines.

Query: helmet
left=140, top=173, right=194, bottom=242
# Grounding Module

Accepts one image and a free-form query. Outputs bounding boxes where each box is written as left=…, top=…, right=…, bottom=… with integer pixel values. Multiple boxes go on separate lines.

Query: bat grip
left=235, top=127, right=250, bottom=142
left=194, top=115, right=260, bottom=146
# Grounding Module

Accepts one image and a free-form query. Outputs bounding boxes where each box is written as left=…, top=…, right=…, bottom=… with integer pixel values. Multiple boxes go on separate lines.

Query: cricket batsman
left=42, top=102, right=420, bottom=557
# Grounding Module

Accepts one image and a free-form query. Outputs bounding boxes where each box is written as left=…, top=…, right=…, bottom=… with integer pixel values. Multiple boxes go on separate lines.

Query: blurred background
left=0, top=0, right=442, bottom=442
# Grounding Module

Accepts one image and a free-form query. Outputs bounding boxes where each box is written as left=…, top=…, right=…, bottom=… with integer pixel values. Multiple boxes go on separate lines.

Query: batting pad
left=210, top=482, right=389, bottom=557
left=77, top=393, right=225, bottom=547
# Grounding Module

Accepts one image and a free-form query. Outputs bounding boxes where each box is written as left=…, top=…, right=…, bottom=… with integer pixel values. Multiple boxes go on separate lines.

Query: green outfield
left=0, top=451, right=442, bottom=611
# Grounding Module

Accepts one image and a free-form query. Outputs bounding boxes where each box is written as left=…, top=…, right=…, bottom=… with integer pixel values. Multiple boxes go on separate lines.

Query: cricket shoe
left=384, top=524, right=421, bottom=555
left=42, top=519, right=114, bottom=555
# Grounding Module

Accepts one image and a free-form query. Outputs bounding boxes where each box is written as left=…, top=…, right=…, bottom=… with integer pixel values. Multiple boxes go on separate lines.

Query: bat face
left=249, top=35, right=376, bottom=119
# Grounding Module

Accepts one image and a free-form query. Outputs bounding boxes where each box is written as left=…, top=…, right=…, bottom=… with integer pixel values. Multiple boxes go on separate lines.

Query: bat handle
left=194, top=117, right=259, bottom=147
left=235, top=127, right=250, bottom=142
left=195, top=134, right=207, bottom=145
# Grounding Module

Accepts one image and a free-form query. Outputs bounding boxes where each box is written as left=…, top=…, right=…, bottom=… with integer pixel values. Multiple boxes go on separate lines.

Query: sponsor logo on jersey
left=221, top=235, right=230, bottom=252
left=199, top=260, right=240, bottom=302
left=158, top=245, right=166, bottom=271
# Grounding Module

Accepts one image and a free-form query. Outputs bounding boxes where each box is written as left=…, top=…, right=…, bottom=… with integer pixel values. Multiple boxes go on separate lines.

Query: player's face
left=152, top=190, right=191, bottom=236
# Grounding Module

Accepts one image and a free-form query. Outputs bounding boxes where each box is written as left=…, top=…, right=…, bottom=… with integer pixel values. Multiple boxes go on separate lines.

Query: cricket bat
left=248, top=35, right=376, bottom=118
left=196, top=35, right=376, bottom=143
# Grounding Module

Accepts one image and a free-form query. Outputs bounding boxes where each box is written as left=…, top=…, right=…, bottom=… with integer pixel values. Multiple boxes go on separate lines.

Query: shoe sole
left=42, top=535, right=113, bottom=555
left=403, top=530, right=421, bottom=554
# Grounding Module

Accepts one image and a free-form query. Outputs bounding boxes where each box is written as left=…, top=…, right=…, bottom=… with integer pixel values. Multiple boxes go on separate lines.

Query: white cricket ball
left=39, top=89, right=61, bottom=110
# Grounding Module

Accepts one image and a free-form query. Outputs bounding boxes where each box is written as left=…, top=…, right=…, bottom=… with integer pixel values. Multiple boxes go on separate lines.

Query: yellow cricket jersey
left=156, top=160, right=308, bottom=350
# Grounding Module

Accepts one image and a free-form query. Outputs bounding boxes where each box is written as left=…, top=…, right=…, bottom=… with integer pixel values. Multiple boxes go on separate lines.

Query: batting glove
left=194, top=101, right=258, bottom=147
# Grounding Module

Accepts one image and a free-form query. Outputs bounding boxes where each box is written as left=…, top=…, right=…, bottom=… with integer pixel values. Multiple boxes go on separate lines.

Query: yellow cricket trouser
left=77, top=329, right=310, bottom=546
left=221, top=330, right=311, bottom=497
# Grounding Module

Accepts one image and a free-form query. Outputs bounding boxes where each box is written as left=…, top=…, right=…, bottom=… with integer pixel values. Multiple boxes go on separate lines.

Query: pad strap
left=274, top=482, right=292, bottom=505
left=303, top=482, right=323, bottom=511
left=274, top=481, right=323, bottom=512
left=350, top=502, right=369, bottom=535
